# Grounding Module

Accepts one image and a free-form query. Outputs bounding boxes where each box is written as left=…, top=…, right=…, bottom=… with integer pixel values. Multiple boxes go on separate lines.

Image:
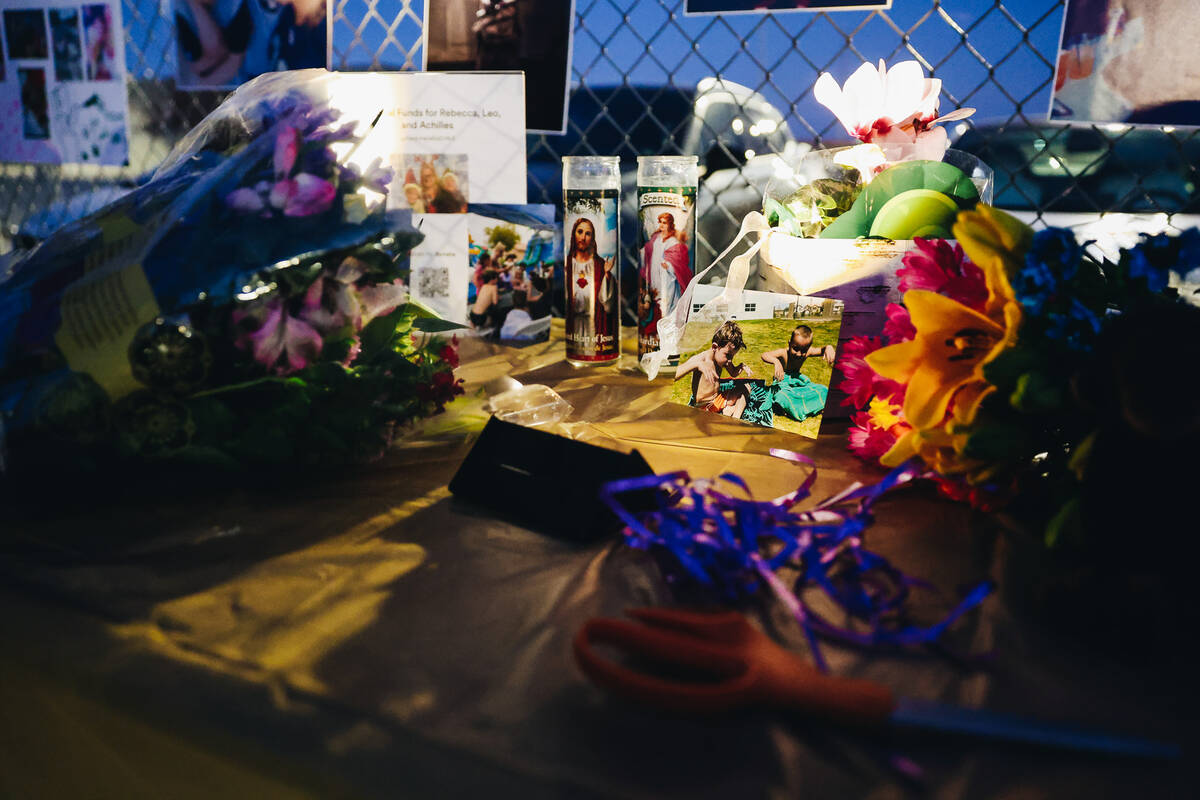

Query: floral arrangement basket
left=0, top=70, right=464, bottom=480
left=644, top=60, right=988, bottom=380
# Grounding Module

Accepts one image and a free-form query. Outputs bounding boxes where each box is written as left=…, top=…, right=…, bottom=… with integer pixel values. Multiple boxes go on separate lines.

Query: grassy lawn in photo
left=670, top=316, right=841, bottom=438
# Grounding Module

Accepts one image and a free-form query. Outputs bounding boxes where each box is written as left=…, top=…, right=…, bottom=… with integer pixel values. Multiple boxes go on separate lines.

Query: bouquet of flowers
left=837, top=205, right=1200, bottom=558
left=0, top=71, right=463, bottom=479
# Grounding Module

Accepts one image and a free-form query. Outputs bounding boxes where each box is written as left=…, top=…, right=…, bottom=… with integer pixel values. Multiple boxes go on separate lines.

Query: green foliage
left=765, top=177, right=862, bottom=238
left=485, top=223, right=521, bottom=251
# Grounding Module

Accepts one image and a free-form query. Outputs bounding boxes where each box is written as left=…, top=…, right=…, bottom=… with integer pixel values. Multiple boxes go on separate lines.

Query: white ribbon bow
left=640, top=211, right=777, bottom=380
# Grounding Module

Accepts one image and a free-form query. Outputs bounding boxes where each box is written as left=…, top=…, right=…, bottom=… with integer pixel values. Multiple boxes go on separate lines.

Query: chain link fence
left=4, top=0, right=1197, bottom=271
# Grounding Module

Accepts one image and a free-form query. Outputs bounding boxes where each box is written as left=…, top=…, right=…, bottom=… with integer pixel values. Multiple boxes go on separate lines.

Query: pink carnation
left=882, top=302, right=916, bottom=343
left=897, top=237, right=988, bottom=312
left=835, top=336, right=904, bottom=409
left=847, top=410, right=897, bottom=461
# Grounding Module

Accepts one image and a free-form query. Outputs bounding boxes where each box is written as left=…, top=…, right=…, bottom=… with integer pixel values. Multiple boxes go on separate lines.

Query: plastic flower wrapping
left=837, top=205, right=1200, bottom=553
left=0, top=70, right=464, bottom=478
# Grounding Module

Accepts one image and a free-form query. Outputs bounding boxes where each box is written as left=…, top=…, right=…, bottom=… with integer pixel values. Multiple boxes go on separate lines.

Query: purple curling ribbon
left=600, top=454, right=992, bottom=673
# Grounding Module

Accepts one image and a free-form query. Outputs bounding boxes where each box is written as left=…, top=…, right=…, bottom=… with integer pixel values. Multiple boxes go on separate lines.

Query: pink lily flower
left=269, top=173, right=337, bottom=217
left=814, top=60, right=973, bottom=159
left=358, top=278, right=408, bottom=329
left=225, top=186, right=265, bottom=213
left=234, top=299, right=324, bottom=374
left=274, top=125, right=300, bottom=178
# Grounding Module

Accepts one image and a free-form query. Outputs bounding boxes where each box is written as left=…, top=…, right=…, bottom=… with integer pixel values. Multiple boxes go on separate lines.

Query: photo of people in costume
left=397, top=153, right=469, bottom=214
left=563, top=190, right=619, bottom=361
left=670, top=293, right=843, bottom=438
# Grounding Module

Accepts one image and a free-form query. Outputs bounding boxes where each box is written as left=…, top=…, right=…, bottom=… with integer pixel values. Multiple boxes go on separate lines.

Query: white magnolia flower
left=814, top=59, right=973, bottom=158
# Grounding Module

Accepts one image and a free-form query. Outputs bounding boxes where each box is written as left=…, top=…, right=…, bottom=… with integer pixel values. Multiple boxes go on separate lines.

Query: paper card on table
left=409, top=213, right=470, bottom=324
left=326, top=72, right=527, bottom=324
left=0, top=1, right=130, bottom=165
left=670, top=286, right=843, bottom=439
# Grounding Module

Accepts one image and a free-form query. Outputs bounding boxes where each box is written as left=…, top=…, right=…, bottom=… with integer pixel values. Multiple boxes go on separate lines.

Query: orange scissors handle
left=574, top=608, right=896, bottom=725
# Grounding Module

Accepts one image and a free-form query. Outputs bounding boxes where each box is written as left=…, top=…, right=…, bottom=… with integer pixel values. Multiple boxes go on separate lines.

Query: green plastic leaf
left=961, top=422, right=1034, bottom=462
left=766, top=177, right=862, bottom=238
left=412, top=317, right=470, bottom=333
left=820, top=160, right=979, bottom=239
left=358, top=305, right=409, bottom=359
left=1008, top=371, right=1066, bottom=414
left=1044, top=495, right=1083, bottom=549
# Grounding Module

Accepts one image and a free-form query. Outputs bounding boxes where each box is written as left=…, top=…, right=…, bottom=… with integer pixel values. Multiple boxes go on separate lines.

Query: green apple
left=868, top=189, right=960, bottom=240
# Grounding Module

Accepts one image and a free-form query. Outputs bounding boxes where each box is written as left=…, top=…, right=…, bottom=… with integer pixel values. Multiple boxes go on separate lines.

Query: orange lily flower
left=865, top=289, right=1021, bottom=430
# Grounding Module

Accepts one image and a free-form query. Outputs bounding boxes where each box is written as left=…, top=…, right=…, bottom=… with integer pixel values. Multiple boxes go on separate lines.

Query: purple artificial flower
left=358, top=278, right=408, bottom=328
left=305, top=120, right=358, bottom=144
left=234, top=299, right=324, bottom=374
left=226, top=186, right=265, bottom=213
left=274, top=125, right=300, bottom=178
left=298, top=275, right=342, bottom=332
left=358, top=157, right=395, bottom=195
left=300, top=144, right=338, bottom=177
left=270, top=173, right=337, bottom=217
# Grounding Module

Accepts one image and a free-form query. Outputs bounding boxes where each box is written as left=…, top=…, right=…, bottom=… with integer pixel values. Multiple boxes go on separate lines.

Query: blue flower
left=1045, top=298, right=1102, bottom=351
left=1126, top=232, right=1175, bottom=293
left=1014, top=228, right=1082, bottom=315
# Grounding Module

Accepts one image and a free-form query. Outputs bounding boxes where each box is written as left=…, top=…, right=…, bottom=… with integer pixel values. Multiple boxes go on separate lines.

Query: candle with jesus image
left=562, top=156, right=620, bottom=365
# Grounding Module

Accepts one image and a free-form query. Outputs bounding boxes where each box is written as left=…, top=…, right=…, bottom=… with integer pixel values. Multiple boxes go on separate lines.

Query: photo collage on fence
left=0, top=0, right=128, bottom=165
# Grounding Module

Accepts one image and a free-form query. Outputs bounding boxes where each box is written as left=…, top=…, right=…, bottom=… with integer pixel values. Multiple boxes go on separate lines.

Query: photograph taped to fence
left=1050, top=0, right=1200, bottom=127
left=174, top=0, right=328, bottom=89
left=0, top=0, right=130, bottom=166
left=423, top=0, right=576, bottom=135
left=684, top=0, right=890, bottom=15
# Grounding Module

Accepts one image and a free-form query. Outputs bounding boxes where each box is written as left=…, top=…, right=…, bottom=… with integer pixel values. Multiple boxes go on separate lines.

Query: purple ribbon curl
left=600, top=453, right=992, bottom=673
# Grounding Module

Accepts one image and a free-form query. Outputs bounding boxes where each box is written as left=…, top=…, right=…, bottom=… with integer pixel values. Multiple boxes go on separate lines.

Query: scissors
left=574, top=608, right=1179, bottom=760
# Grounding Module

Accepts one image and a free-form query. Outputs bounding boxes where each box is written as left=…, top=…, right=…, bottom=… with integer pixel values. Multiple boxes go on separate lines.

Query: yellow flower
left=866, top=396, right=904, bottom=430
left=865, top=290, right=1021, bottom=430
left=952, top=204, right=1031, bottom=320
left=864, top=204, right=1027, bottom=433
left=881, top=420, right=999, bottom=484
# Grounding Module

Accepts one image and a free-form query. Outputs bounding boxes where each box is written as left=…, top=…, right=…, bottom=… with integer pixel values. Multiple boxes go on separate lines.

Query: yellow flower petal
left=952, top=381, right=994, bottom=425
left=867, top=396, right=904, bottom=430
left=892, top=291, right=1003, bottom=429
left=864, top=339, right=922, bottom=382
left=904, top=290, right=1003, bottom=339
left=880, top=429, right=919, bottom=467
left=952, top=205, right=1029, bottom=319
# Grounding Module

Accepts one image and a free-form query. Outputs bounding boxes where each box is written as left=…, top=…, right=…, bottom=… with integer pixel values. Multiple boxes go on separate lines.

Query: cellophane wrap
left=0, top=69, right=469, bottom=478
